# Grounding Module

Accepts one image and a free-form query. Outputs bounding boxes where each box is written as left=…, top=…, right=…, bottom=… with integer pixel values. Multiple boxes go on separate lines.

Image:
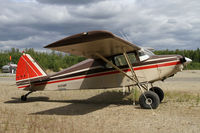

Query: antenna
left=120, top=31, right=127, bottom=40
left=120, top=31, right=130, bottom=42
left=124, top=32, right=131, bottom=42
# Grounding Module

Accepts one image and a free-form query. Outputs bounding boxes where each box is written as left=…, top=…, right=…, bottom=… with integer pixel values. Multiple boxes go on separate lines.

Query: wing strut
left=122, top=50, right=155, bottom=112
left=123, top=50, right=139, bottom=83
left=95, top=53, right=137, bottom=83
left=96, top=52, right=156, bottom=112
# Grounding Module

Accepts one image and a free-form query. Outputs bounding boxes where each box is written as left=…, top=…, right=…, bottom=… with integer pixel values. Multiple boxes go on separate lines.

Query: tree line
left=0, top=48, right=85, bottom=72
left=0, top=48, right=199, bottom=72
left=154, top=48, right=200, bottom=70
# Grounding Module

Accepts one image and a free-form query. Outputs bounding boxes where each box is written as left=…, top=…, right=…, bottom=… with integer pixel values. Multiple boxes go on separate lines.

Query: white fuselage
left=24, top=56, right=182, bottom=91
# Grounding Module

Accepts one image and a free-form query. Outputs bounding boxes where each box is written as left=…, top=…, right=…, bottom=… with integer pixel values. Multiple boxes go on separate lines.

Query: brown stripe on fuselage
left=50, top=55, right=180, bottom=78
left=49, top=59, right=100, bottom=78
left=17, top=55, right=180, bottom=87
left=29, top=55, right=180, bottom=85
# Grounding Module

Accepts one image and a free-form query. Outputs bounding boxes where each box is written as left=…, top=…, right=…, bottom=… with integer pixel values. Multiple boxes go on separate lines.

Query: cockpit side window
left=128, top=53, right=137, bottom=64
left=105, top=59, right=113, bottom=68
left=114, top=52, right=137, bottom=67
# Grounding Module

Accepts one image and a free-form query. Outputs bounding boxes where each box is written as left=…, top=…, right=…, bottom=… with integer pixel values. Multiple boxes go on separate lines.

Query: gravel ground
left=0, top=70, right=200, bottom=133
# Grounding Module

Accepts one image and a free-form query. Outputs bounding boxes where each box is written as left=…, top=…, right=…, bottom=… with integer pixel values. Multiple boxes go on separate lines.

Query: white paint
left=26, top=54, right=47, bottom=76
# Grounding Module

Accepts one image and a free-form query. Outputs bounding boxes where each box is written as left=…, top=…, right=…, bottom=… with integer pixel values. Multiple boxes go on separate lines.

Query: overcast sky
left=0, top=0, right=199, bottom=51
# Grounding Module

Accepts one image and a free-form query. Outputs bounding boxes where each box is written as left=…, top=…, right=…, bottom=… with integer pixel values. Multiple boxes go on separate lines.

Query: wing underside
left=44, top=30, right=140, bottom=59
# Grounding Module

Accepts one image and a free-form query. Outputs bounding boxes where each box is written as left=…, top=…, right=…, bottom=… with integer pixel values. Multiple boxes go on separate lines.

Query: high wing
left=44, top=30, right=140, bottom=59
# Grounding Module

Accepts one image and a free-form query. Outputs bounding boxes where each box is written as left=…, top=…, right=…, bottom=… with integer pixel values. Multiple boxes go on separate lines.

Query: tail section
left=16, top=53, right=47, bottom=89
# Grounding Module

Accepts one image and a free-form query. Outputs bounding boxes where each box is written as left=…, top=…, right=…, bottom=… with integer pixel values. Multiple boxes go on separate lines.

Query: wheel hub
left=145, top=98, right=153, bottom=105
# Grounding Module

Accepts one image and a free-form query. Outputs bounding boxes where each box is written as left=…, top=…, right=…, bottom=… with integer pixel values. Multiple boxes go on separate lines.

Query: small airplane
left=2, top=63, right=17, bottom=74
left=15, top=30, right=192, bottom=109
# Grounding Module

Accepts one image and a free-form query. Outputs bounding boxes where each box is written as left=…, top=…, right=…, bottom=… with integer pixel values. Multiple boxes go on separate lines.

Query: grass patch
left=116, top=88, right=200, bottom=106
left=164, top=91, right=200, bottom=105
left=123, top=87, right=140, bottom=102
left=196, top=94, right=200, bottom=106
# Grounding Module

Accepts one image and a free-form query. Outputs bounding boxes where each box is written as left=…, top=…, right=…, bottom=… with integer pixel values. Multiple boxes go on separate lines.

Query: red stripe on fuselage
left=134, top=61, right=180, bottom=70
left=30, top=60, right=180, bottom=87
left=18, top=61, right=180, bottom=89
left=18, top=85, right=30, bottom=89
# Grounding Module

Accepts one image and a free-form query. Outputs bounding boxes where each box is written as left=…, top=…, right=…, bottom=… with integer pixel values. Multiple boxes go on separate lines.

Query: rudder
left=16, top=53, right=47, bottom=89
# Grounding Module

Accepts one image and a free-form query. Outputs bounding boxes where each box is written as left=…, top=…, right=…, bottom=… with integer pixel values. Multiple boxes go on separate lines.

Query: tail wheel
left=139, top=91, right=160, bottom=109
left=150, top=87, right=164, bottom=102
left=21, top=95, right=27, bottom=101
left=20, top=91, right=33, bottom=101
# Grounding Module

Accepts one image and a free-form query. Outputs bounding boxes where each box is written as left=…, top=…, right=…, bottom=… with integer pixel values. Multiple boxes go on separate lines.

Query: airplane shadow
left=4, top=96, right=50, bottom=103
left=4, top=91, right=134, bottom=115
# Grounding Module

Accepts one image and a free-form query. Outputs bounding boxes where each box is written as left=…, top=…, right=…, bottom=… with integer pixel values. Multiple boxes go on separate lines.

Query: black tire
left=139, top=91, right=160, bottom=109
left=21, top=95, right=27, bottom=101
left=150, top=87, right=164, bottom=102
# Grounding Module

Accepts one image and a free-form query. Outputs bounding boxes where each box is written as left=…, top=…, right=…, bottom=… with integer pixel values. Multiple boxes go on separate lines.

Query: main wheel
left=21, top=95, right=27, bottom=101
left=139, top=91, right=160, bottom=109
left=150, top=87, right=164, bottom=102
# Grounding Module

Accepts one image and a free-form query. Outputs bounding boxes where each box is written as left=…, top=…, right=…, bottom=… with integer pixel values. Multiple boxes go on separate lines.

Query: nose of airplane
left=184, top=57, right=192, bottom=65
left=179, top=56, right=192, bottom=65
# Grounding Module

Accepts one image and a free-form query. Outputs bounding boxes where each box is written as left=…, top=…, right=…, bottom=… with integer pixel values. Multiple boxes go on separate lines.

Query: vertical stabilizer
left=16, top=54, right=47, bottom=88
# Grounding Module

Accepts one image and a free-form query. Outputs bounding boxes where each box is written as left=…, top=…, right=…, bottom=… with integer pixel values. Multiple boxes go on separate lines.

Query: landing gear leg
left=21, top=91, right=33, bottom=101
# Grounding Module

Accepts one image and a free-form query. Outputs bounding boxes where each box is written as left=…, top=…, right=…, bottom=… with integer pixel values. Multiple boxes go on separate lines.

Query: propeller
left=180, top=56, right=192, bottom=66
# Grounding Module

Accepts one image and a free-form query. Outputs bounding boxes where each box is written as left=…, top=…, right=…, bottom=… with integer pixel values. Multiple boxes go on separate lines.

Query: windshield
left=139, top=48, right=155, bottom=56
left=138, top=48, right=154, bottom=61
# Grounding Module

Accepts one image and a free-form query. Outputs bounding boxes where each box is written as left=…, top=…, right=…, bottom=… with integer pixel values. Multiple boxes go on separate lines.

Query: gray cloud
left=0, top=0, right=199, bottom=51
left=36, top=0, right=106, bottom=5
